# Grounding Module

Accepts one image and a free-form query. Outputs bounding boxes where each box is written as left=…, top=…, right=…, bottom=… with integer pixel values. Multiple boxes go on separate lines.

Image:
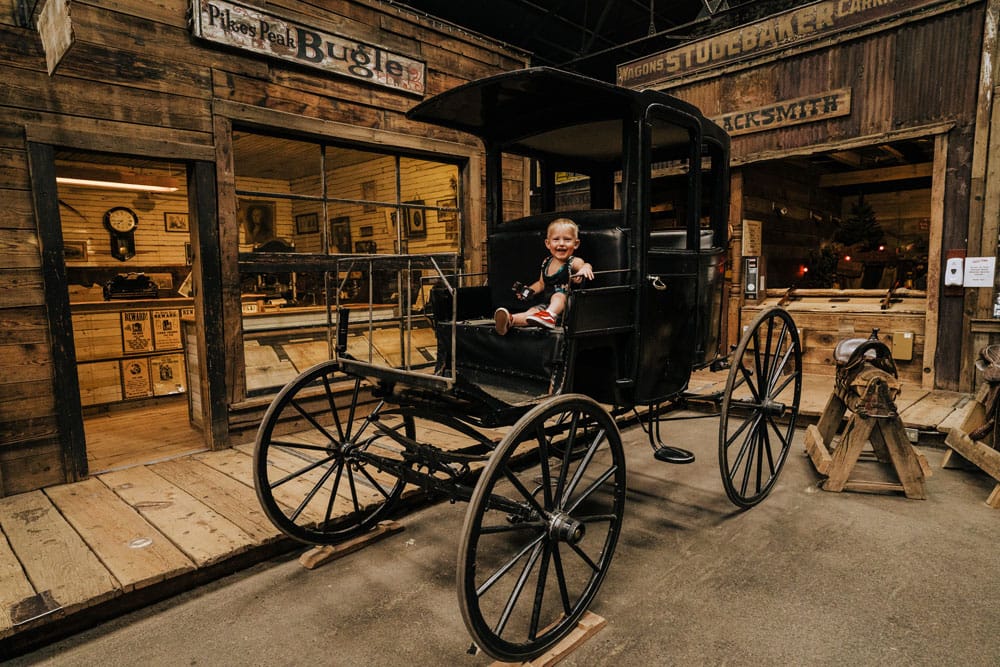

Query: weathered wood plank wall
left=665, top=2, right=986, bottom=391
left=0, top=0, right=527, bottom=495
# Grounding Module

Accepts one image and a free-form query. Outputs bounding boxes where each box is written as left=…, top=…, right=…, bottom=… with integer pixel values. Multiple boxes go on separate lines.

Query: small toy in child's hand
left=512, top=281, right=533, bottom=300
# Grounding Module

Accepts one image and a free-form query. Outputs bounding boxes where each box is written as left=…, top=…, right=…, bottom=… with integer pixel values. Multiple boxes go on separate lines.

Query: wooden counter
left=744, top=290, right=928, bottom=387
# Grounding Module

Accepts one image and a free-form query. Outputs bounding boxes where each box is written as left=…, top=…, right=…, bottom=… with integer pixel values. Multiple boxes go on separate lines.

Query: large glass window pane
left=236, top=131, right=460, bottom=396
left=233, top=132, right=322, bottom=198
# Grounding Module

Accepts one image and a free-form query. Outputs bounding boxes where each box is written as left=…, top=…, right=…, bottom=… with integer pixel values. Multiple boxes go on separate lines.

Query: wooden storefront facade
left=620, top=0, right=999, bottom=393
left=0, top=0, right=528, bottom=496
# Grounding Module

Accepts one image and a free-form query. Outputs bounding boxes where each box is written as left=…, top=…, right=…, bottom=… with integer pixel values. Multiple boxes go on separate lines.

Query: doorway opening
left=56, top=151, right=205, bottom=472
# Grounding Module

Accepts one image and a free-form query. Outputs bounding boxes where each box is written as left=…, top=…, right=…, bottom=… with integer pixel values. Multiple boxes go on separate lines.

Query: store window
left=745, top=138, right=933, bottom=291
left=233, top=130, right=462, bottom=394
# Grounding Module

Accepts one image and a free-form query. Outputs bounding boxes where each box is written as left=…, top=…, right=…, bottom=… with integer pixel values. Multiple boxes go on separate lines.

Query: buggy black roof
left=407, top=67, right=728, bottom=162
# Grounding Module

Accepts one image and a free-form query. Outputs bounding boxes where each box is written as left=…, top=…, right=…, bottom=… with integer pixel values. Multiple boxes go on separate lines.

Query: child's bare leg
left=511, top=306, right=542, bottom=327
left=546, top=293, right=567, bottom=317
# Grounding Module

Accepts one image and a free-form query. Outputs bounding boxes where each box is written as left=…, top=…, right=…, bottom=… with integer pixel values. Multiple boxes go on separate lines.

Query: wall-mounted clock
left=103, top=206, right=138, bottom=261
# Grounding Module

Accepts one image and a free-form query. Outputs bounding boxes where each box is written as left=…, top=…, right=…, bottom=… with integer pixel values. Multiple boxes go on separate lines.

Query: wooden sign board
left=37, top=0, right=74, bottom=75
left=713, top=89, right=851, bottom=137
left=120, top=358, right=152, bottom=399
left=190, top=0, right=426, bottom=95
left=121, top=310, right=154, bottom=354
left=618, top=0, right=950, bottom=87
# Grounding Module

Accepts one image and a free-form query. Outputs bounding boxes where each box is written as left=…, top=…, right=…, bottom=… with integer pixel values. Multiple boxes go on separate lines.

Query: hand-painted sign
left=618, top=0, right=950, bottom=88
left=713, top=89, right=852, bottom=136
left=191, top=0, right=426, bottom=96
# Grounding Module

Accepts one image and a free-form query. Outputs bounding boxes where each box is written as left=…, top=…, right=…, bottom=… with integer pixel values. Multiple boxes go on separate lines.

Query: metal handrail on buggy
left=334, top=252, right=461, bottom=390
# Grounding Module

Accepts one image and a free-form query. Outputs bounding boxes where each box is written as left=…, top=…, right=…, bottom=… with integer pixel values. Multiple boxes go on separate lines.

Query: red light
left=844, top=255, right=851, bottom=261
left=878, top=245, right=885, bottom=251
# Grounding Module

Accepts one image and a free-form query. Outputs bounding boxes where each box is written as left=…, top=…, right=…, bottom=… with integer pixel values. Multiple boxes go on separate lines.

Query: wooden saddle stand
left=805, top=330, right=930, bottom=499
left=942, top=344, right=1000, bottom=508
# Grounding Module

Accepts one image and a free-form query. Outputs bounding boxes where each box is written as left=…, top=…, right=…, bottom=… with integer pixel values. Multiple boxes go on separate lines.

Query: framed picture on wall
left=295, top=212, right=319, bottom=234
left=355, top=240, right=377, bottom=254
left=164, top=212, right=189, bottom=232
left=239, top=199, right=276, bottom=245
left=436, top=198, right=458, bottom=235
left=330, top=216, right=351, bottom=253
left=403, top=200, right=426, bottom=238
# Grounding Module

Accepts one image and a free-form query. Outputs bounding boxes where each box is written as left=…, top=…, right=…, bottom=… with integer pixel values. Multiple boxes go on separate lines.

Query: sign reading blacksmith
left=618, top=0, right=951, bottom=88
left=713, top=89, right=851, bottom=136
left=190, top=0, right=426, bottom=96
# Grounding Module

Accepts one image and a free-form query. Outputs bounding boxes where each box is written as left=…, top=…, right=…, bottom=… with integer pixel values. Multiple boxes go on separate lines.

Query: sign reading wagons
left=190, top=0, right=426, bottom=96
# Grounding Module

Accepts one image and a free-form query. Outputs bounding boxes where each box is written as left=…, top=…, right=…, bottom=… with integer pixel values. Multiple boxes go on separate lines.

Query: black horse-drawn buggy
left=253, top=68, right=802, bottom=662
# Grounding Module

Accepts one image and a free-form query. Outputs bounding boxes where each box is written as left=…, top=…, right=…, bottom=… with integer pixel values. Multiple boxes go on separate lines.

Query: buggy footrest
left=653, top=445, right=695, bottom=464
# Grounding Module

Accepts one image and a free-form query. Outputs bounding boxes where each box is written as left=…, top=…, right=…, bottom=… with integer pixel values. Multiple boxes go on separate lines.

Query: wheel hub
left=548, top=512, right=585, bottom=545
left=761, top=398, right=786, bottom=416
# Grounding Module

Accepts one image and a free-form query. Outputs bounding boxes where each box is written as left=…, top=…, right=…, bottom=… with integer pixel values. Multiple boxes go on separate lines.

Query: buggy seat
left=433, top=210, right=630, bottom=401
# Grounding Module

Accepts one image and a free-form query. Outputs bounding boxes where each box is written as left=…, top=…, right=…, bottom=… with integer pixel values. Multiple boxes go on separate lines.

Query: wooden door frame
left=25, top=134, right=224, bottom=461
left=27, top=141, right=87, bottom=482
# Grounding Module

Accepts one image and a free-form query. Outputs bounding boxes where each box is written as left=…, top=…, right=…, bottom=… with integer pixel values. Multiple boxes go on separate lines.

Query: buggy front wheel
left=457, top=394, right=626, bottom=662
left=719, top=307, right=802, bottom=508
left=253, top=360, right=411, bottom=545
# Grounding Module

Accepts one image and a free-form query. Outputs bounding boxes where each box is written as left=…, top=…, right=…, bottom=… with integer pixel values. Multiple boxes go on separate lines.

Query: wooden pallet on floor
left=298, top=520, right=404, bottom=570
left=490, top=612, right=607, bottom=667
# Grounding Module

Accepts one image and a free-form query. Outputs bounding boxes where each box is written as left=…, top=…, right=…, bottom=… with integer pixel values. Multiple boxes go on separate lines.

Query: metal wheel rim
left=253, top=360, right=410, bottom=545
left=719, top=307, right=802, bottom=508
left=457, top=394, right=626, bottom=662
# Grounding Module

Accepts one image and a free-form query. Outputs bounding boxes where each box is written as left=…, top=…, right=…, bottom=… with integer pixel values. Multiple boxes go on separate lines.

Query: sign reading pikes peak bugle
left=190, top=0, right=426, bottom=96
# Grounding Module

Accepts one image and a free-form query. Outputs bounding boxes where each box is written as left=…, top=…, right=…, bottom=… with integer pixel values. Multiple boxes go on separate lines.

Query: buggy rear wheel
left=458, top=394, right=625, bottom=662
left=719, top=307, right=802, bottom=508
left=253, top=360, right=411, bottom=545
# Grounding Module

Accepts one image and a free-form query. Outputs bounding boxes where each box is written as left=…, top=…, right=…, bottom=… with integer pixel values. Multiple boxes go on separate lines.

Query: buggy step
left=652, top=445, right=695, bottom=464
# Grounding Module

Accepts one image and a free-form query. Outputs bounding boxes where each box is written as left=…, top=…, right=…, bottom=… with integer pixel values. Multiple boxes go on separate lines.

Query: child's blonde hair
left=547, top=217, right=579, bottom=238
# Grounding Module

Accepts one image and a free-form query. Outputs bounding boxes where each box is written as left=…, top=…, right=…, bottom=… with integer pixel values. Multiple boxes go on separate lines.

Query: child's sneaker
left=526, top=310, right=557, bottom=329
left=494, top=307, right=511, bottom=335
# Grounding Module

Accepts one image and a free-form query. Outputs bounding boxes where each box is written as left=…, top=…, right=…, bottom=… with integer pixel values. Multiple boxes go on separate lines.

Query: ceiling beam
left=818, top=162, right=933, bottom=188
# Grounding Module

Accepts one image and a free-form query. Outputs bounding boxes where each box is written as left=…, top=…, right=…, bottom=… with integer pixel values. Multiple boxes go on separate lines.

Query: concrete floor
left=10, top=413, right=1000, bottom=666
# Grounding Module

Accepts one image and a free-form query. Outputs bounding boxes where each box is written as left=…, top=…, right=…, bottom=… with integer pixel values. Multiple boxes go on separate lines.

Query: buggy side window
left=645, top=107, right=727, bottom=252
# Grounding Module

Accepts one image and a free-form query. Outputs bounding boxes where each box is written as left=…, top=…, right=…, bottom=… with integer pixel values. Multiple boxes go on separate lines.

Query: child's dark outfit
left=535, top=255, right=574, bottom=312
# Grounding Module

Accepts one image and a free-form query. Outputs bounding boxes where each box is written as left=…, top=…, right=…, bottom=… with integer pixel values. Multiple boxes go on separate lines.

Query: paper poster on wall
left=150, top=354, right=187, bottom=396
left=120, top=358, right=152, bottom=399
left=152, top=310, right=182, bottom=350
left=742, top=219, right=762, bottom=256
left=121, top=311, right=154, bottom=354
left=963, top=256, right=996, bottom=287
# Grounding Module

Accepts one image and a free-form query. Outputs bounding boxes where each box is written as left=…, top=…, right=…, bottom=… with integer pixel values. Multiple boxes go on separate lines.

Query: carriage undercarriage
left=253, top=305, right=801, bottom=661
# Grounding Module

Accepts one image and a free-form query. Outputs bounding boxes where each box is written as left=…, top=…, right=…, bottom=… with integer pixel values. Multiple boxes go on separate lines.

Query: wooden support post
left=490, top=612, right=607, bottom=667
left=298, top=521, right=404, bottom=570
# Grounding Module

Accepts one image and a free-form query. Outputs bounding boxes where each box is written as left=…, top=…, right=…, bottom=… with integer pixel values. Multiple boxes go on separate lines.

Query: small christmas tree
left=835, top=198, right=884, bottom=250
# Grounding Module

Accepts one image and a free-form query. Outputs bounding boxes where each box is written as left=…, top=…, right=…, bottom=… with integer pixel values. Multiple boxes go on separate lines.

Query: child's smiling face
left=545, top=225, right=579, bottom=260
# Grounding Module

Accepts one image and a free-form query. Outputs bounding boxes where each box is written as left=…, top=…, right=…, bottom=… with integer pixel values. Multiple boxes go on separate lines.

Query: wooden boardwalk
left=0, top=373, right=973, bottom=658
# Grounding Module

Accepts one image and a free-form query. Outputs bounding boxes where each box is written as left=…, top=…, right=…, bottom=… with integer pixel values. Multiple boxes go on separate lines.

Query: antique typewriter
left=102, top=272, right=159, bottom=300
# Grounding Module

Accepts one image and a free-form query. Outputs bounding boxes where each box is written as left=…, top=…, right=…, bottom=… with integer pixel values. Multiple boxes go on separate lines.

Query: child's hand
left=572, top=262, right=594, bottom=283
left=512, top=281, right=533, bottom=300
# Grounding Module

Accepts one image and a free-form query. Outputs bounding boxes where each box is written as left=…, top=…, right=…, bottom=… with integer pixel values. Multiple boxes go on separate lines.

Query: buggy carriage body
left=253, top=67, right=802, bottom=662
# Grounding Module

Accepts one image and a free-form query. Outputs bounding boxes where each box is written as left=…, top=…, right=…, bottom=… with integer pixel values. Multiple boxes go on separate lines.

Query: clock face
left=104, top=207, right=138, bottom=234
